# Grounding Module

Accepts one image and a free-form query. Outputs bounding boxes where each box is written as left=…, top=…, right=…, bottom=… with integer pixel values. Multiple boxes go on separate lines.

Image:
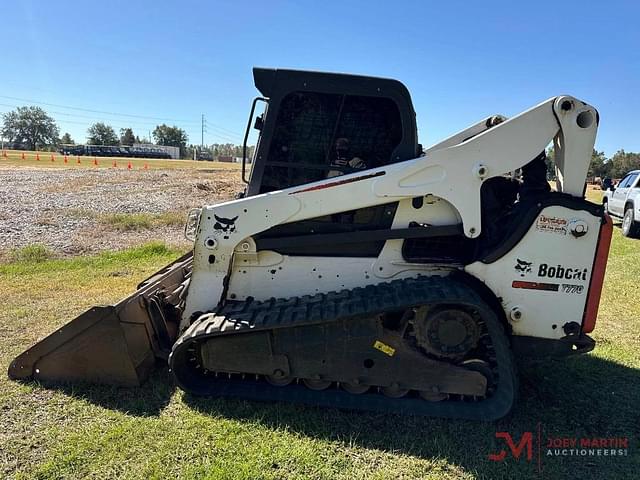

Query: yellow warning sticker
left=373, top=340, right=395, bottom=357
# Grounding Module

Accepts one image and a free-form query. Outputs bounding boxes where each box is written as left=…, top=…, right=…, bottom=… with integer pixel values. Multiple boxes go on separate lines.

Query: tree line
left=0, top=105, right=248, bottom=160
left=587, top=149, right=640, bottom=179
left=3, top=106, right=638, bottom=171
left=547, top=148, right=640, bottom=180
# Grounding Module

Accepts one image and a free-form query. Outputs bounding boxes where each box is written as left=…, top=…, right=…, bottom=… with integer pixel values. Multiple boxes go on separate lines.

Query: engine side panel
left=226, top=197, right=461, bottom=301
left=466, top=205, right=602, bottom=339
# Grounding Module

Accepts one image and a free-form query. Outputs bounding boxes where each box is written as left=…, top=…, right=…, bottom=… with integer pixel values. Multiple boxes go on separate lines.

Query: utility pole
left=201, top=114, right=206, bottom=149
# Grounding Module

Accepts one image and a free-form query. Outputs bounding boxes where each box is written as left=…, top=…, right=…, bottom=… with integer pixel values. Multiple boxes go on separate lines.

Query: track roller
left=303, top=378, right=332, bottom=390
left=341, top=382, right=370, bottom=395
left=381, top=384, right=409, bottom=398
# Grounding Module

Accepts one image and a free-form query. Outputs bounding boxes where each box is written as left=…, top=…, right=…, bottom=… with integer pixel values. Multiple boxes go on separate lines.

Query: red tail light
left=582, top=214, right=613, bottom=333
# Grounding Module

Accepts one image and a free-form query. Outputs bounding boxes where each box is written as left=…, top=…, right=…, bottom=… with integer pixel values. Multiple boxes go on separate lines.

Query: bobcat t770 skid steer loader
left=9, top=68, right=613, bottom=420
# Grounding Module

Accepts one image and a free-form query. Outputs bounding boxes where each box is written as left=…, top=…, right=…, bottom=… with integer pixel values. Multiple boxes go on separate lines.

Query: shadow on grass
left=181, top=354, right=640, bottom=480
left=35, top=366, right=175, bottom=417
left=33, top=353, right=639, bottom=479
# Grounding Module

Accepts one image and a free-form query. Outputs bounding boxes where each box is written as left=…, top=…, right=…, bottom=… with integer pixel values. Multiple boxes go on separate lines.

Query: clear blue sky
left=1, top=0, right=638, bottom=156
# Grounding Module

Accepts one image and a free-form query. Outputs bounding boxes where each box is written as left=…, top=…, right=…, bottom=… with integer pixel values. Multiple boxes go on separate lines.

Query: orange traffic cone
left=21, top=152, right=25, bottom=160
left=64, top=155, right=68, bottom=164
left=76, top=156, right=81, bottom=164
left=36, top=153, right=40, bottom=161
left=143, top=162, right=148, bottom=170
left=127, top=161, right=132, bottom=170
left=112, top=159, right=117, bottom=168
left=51, top=153, right=55, bottom=162
left=93, top=157, right=98, bottom=166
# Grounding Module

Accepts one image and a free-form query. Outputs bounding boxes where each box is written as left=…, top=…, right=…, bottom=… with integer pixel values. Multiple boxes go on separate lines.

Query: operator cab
left=236, top=68, right=423, bottom=257
left=243, top=67, right=421, bottom=195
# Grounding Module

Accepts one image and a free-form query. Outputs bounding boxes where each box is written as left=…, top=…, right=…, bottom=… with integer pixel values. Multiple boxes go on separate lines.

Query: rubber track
left=170, top=276, right=517, bottom=420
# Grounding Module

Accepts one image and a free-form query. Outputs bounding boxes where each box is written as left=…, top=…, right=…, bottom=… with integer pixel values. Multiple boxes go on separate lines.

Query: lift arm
left=183, top=95, right=598, bottom=323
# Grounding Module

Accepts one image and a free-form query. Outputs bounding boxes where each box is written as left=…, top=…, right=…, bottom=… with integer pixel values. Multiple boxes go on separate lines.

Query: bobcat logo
left=514, top=259, right=533, bottom=277
left=213, top=214, right=238, bottom=234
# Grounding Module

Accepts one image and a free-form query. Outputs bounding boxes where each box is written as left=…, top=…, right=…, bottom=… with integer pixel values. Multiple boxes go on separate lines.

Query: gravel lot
left=0, top=166, right=243, bottom=258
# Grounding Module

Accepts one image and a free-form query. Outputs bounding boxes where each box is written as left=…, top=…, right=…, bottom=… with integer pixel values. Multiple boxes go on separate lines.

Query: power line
left=197, top=119, right=239, bottom=137
left=0, top=102, right=183, bottom=128
left=0, top=106, right=242, bottom=144
left=0, top=94, right=201, bottom=124
left=0, top=95, right=245, bottom=139
left=205, top=123, right=241, bottom=139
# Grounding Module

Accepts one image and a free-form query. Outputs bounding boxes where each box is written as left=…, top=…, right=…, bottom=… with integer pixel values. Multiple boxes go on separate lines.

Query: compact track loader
left=9, top=68, right=613, bottom=420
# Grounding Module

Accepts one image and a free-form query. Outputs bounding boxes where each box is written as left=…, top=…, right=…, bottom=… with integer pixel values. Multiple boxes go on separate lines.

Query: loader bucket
left=8, top=252, right=193, bottom=387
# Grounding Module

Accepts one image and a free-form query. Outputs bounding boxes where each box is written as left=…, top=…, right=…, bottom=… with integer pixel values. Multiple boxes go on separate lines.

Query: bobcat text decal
left=538, top=264, right=588, bottom=281
left=513, top=260, right=588, bottom=281
left=512, top=260, right=589, bottom=293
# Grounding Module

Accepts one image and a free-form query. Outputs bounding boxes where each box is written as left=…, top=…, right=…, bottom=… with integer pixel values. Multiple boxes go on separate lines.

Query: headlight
left=184, top=208, right=201, bottom=241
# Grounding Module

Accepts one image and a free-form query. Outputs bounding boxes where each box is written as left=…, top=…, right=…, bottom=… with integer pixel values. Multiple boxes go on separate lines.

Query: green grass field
left=1, top=189, right=638, bottom=479
left=0, top=149, right=240, bottom=170
left=98, top=212, right=185, bottom=231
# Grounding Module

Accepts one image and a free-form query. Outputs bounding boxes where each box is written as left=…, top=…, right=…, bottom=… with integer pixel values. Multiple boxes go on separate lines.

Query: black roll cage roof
left=245, top=67, right=419, bottom=196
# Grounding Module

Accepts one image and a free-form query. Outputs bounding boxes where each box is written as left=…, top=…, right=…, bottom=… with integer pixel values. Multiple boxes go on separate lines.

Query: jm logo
left=488, top=432, right=533, bottom=462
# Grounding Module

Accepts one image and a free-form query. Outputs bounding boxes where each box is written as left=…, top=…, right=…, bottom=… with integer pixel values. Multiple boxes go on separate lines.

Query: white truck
left=603, top=169, right=640, bottom=238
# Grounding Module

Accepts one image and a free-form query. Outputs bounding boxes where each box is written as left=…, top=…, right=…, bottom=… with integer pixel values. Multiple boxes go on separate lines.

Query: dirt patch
left=0, top=166, right=243, bottom=257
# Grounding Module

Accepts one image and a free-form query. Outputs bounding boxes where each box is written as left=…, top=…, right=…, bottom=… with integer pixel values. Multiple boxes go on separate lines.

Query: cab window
left=260, top=91, right=402, bottom=193
left=619, top=173, right=638, bottom=188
